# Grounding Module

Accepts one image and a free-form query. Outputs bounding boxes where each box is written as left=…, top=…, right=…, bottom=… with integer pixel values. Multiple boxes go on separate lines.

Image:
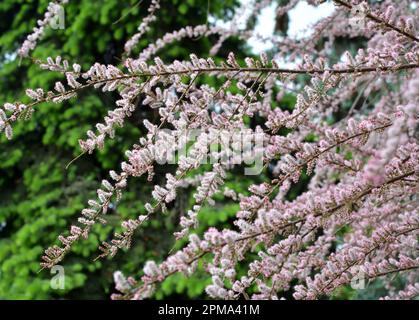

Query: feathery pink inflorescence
left=2, top=0, right=418, bottom=300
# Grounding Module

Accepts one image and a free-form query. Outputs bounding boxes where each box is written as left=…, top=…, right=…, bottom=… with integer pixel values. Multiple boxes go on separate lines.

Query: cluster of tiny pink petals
left=18, top=1, right=70, bottom=58
left=3, top=0, right=419, bottom=300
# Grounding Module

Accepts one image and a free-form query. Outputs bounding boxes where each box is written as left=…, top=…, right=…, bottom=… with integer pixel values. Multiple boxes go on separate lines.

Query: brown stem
left=122, top=170, right=415, bottom=299
left=333, top=0, right=419, bottom=42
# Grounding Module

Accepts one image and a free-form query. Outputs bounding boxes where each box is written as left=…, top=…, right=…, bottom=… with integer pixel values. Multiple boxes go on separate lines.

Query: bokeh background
left=0, top=0, right=388, bottom=299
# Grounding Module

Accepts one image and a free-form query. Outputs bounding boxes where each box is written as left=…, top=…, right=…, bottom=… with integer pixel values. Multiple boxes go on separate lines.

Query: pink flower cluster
left=2, top=0, right=418, bottom=300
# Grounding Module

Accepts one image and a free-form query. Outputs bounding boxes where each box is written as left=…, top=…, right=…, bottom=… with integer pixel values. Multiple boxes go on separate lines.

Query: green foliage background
left=0, top=0, right=248, bottom=299
left=0, top=0, right=369, bottom=300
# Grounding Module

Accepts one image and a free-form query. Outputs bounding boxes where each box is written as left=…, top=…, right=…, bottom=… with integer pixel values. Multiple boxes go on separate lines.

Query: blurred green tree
left=0, top=0, right=250, bottom=299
